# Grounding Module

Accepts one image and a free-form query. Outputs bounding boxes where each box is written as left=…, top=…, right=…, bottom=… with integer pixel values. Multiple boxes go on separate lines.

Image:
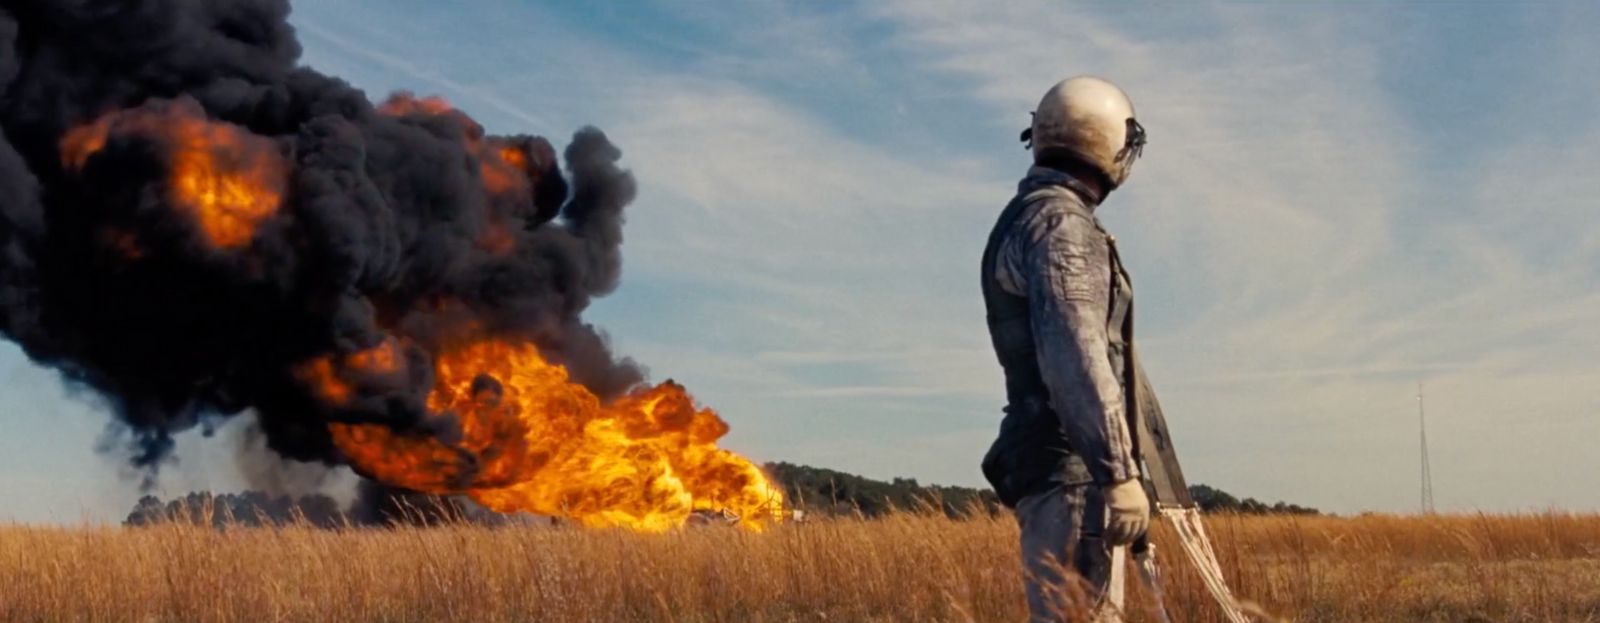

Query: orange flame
left=474, top=143, right=531, bottom=257
left=295, top=339, right=404, bottom=405
left=168, top=124, right=282, bottom=248
left=61, top=104, right=284, bottom=249
left=325, top=339, right=784, bottom=531
left=498, top=146, right=528, bottom=170
left=297, top=356, right=353, bottom=404
left=60, top=120, right=111, bottom=170
left=479, top=144, right=528, bottom=196
left=377, top=94, right=455, bottom=117
left=378, top=94, right=531, bottom=201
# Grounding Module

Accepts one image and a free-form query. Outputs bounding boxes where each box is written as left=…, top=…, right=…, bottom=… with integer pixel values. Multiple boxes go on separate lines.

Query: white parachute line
left=1159, top=507, right=1252, bottom=623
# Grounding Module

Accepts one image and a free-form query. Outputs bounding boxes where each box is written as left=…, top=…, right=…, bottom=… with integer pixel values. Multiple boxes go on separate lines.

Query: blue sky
left=3, top=1, right=1598, bottom=523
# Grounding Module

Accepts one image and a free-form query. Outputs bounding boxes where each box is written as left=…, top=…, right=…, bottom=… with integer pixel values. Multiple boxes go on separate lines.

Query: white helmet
left=1022, top=76, right=1146, bottom=189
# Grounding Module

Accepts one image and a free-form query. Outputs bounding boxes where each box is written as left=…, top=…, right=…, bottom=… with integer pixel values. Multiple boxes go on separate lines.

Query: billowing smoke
left=0, top=1, right=643, bottom=478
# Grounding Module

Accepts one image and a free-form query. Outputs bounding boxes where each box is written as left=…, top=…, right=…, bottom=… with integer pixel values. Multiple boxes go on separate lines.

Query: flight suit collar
left=1017, top=165, right=1103, bottom=209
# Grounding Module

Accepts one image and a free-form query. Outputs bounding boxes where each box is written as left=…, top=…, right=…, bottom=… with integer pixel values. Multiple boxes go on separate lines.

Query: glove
left=1102, top=478, right=1151, bottom=546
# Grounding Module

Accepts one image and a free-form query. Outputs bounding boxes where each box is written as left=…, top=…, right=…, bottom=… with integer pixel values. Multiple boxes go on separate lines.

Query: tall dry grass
left=1, top=509, right=1597, bottom=622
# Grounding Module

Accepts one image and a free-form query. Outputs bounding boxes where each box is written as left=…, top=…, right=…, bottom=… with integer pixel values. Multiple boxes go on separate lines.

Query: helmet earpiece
left=1115, top=117, right=1147, bottom=167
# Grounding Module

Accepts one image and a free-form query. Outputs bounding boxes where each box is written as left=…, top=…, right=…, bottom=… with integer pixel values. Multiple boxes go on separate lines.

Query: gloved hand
left=1103, top=478, right=1151, bottom=546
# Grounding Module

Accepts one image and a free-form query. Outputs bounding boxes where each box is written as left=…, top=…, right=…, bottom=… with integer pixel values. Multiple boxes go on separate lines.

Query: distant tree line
left=764, top=462, right=1004, bottom=518
left=125, top=491, right=346, bottom=528
left=124, top=464, right=1318, bottom=526
left=1187, top=484, right=1320, bottom=515
left=764, top=462, right=1320, bottom=518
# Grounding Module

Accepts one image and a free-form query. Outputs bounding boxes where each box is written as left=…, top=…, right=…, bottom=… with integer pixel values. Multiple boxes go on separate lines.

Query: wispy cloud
left=293, top=20, right=556, bottom=132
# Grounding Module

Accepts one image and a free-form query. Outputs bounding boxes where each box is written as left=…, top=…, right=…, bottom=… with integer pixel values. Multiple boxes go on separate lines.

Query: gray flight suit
left=980, top=166, right=1139, bottom=622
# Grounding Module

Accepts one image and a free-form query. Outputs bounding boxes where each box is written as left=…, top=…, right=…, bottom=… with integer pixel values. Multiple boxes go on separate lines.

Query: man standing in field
left=980, top=76, right=1151, bottom=622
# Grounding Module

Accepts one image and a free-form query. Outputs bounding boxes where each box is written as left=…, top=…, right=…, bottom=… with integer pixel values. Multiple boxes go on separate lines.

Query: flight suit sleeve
left=1023, top=208, right=1140, bottom=485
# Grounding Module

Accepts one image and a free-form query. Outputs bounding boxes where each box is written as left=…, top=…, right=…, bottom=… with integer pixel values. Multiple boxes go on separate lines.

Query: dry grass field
left=1, top=509, right=1597, bottom=623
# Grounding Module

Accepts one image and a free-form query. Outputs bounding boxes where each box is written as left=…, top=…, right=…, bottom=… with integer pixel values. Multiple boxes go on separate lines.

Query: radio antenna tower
left=1417, top=382, right=1435, bottom=514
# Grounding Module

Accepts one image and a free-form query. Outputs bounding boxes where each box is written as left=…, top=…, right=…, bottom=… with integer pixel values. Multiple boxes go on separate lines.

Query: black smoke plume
left=0, top=1, right=643, bottom=477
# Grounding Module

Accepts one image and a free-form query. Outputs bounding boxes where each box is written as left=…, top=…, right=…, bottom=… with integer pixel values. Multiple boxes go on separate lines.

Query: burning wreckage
left=0, top=0, right=782, bottom=531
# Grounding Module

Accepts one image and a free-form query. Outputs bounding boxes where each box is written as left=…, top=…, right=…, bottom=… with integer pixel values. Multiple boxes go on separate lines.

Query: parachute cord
left=1160, top=507, right=1252, bottom=623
